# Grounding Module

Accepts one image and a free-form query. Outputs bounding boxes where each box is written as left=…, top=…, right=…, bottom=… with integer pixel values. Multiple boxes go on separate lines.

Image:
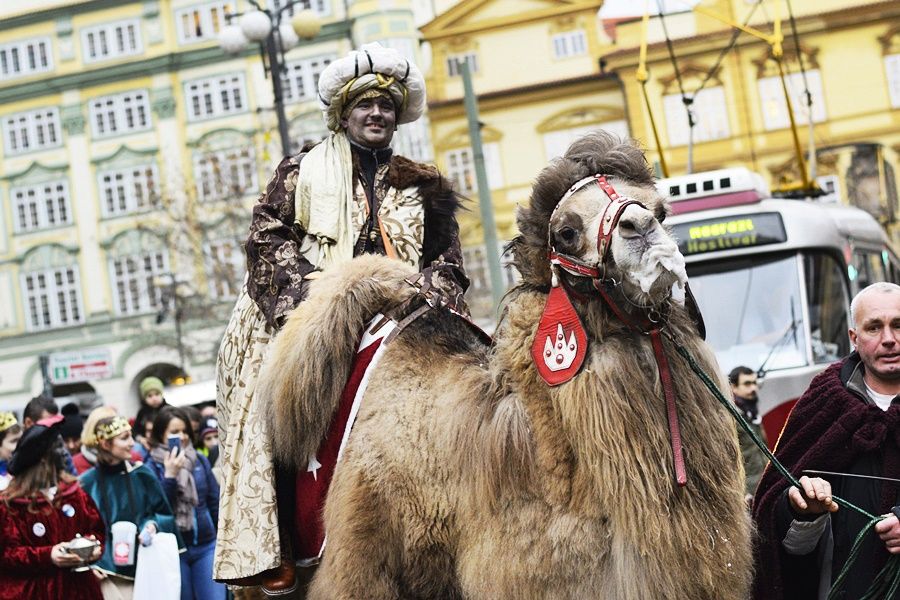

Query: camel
left=257, top=132, right=753, bottom=599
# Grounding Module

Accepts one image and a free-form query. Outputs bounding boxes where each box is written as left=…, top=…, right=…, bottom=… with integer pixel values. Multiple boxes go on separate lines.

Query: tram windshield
left=686, top=252, right=849, bottom=374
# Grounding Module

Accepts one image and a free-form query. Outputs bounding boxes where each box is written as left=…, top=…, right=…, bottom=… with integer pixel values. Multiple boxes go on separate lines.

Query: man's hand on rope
left=875, top=514, right=900, bottom=554
left=788, top=476, right=839, bottom=516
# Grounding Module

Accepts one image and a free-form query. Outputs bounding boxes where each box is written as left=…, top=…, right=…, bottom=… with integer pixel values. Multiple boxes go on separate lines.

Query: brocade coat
left=0, top=480, right=105, bottom=600
left=214, top=149, right=468, bottom=580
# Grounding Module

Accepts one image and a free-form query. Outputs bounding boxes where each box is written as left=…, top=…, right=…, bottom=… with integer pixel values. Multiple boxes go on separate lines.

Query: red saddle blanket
left=293, top=316, right=395, bottom=562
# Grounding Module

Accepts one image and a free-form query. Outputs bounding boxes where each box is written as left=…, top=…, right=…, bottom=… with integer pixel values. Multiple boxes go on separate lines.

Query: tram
left=662, top=168, right=900, bottom=445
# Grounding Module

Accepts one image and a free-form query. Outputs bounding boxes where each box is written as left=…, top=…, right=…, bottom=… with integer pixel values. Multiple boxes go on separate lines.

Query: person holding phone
left=146, top=407, right=223, bottom=600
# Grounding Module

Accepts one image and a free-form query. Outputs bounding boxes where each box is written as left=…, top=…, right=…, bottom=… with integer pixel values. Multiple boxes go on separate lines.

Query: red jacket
left=0, top=480, right=105, bottom=600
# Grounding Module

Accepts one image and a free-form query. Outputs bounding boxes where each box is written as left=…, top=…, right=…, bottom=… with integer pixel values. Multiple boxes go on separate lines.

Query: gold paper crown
left=0, top=411, right=17, bottom=433
left=95, top=416, right=131, bottom=442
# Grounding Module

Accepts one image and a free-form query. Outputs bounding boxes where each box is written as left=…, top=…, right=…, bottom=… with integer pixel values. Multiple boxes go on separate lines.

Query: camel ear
left=530, top=284, right=587, bottom=386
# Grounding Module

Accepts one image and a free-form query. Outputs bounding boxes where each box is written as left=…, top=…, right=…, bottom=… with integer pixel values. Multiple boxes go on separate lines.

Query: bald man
left=753, top=282, right=900, bottom=600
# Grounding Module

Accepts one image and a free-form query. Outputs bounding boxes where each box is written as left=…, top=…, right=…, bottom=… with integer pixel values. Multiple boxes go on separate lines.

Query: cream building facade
left=0, top=0, right=429, bottom=415
left=421, top=0, right=619, bottom=318
left=602, top=0, right=900, bottom=239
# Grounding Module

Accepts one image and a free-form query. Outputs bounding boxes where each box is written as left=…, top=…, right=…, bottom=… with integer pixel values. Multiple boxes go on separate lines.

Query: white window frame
left=885, top=53, right=900, bottom=109
left=193, top=147, right=258, bottom=202
left=551, top=30, right=587, bottom=59
left=11, top=180, right=72, bottom=233
left=758, top=70, right=827, bottom=131
left=462, top=242, right=519, bottom=294
left=89, top=90, right=152, bottom=138
left=444, top=143, right=503, bottom=194
left=663, top=86, right=730, bottom=146
left=283, top=55, right=335, bottom=103
left=2, top=108, right=62, bottom=155
left=446, top=53, right=478, bottom=77
left=21, top=265, right=84, bottom=331
left=543, top=121, right=629, bottom=161
left=393, top=119, right=433, bottom=163
left=0, top=37, right=53, bottom=80
left=185, top=73, right=248, bottom=121
left=81, top=19, right=143, bottom=63
left=108, top=250, right=168, bottom=315
left=204, top=237, right=245, bottom=300
left=98, top=164, right=160, bottom=217
left=268, top=0, right=330, bottom=17
left=176, top=2, right=234, bottom=44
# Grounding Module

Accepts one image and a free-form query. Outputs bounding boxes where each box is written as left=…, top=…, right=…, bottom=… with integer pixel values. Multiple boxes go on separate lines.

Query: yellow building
left=422, top=0, right=622, bottom=317
left=602, top=0, right=900, bottom=240
left=0, top=0, right=428, bottom=413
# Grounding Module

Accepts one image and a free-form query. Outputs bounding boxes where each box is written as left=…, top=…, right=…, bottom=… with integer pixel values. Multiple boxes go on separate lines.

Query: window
left=21, top=266, right=84, bottom=331
left=446, top=53, right=478, bottom=77
left=393, top=120, right=433, bottom=163
left=804, top=252, right=849, bottom=363
left=194, top=147, right=258, bottom=202
left=98, top=165, right=160, bottom=217
left=176, top=2, right=234, bottom=44
left=2, top=108, right=61, bottom=154
left=886, top=54, right=900, bottom=109
left=185, top=73, right=247, bottom=120
left=758, top=70, right=827, bottom=130
left=109, top=250, right=168, bottom=315
left=269, top=0, right=330, bottom=17
left=12, top=180, right=72, bottom=233
left=445, top=143, right=503, bottom=194
left=551, top=30, right=587, bottom=59
left=82, top=20, right=142, bottom=63
left=283, top=55, right=334, bottom=103
left=89, top=90, right=152, bottom=137
left=0, top=37, right=52, bottom=80
left=663, top=86, right=730, bottom=146
left=204, top=238, right=244, bottom=300
left=543, top=121, right=629, bottom=160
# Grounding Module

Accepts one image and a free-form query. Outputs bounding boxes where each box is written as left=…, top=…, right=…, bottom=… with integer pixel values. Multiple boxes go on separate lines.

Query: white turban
left=318, top=42, right=426, bottom=132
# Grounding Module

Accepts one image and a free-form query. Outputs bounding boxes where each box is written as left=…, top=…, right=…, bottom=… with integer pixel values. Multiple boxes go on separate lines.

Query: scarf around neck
left=150, top=444, right=198, bottom=532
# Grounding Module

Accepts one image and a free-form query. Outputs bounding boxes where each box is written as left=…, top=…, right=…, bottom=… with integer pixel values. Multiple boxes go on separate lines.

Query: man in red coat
left=753, top=282, right=900, bottom=599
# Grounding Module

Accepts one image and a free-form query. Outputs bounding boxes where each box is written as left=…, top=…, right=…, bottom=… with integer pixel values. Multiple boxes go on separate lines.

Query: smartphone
left=167, top=434, right=182, bottom=453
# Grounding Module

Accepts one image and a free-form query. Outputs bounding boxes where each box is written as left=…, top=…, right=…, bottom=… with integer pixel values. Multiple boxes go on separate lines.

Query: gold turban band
left=95, top=416, right=131, bottom=442
left=326, top=72, right=409, bottom=132
left=0, top=411, right=17, bottom=434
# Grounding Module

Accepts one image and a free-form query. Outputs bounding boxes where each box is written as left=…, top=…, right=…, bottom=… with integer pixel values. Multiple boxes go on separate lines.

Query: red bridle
left=544, top=174, right=688, bottom=487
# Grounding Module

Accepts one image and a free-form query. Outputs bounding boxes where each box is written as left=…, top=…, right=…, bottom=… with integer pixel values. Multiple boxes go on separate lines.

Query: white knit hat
left=318, top=42, right=426, bottom=132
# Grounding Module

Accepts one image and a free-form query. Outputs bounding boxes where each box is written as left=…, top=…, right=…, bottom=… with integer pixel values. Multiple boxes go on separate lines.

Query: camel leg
left=307, top=472, right=402, bottom=600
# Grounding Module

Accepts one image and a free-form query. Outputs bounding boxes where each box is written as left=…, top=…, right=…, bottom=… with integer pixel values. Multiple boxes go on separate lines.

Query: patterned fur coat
left=213, top=149, right=467, bottom=581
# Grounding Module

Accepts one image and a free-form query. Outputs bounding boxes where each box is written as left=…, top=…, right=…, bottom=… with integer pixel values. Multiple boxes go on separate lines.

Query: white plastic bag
left=133, top=532, right=181, bottom=600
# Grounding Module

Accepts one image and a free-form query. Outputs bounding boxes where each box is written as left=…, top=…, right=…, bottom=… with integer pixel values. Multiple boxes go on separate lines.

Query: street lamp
left=218, top=2, right=323, bottom=158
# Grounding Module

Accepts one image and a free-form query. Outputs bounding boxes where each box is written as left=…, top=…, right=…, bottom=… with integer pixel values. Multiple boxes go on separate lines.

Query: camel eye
left=559, top=226, right=576, bottom=242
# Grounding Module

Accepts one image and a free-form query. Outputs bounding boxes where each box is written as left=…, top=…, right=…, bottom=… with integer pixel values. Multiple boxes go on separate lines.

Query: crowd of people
left=0, top=377, right=223, bottom=600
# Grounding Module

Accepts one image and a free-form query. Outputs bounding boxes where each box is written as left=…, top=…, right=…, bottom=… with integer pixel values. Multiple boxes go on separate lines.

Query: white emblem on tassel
left=543, top=323, right=578, bottom=372
left=307, top=456, right=322, bottom=481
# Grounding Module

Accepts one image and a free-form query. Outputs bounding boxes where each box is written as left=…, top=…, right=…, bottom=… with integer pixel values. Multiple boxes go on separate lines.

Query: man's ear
left=849, top=328, right=858, bottom=349
left=340, top=118, right=348, bottom=130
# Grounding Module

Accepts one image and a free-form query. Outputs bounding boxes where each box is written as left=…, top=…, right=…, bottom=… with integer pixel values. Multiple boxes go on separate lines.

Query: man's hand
left=876, top=514, right=900, bottom=554
left=50, top=543, right=85, bottom=568
left=787, top=476, right=839, bottom=516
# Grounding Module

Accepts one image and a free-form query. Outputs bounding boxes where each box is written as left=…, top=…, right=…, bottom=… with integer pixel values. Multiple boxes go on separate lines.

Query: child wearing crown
left=0, top=412, right=22, bottom=491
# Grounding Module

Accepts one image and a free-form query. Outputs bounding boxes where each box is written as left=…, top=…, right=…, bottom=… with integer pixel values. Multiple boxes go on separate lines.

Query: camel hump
left=258, top=255, right=419, bottom=470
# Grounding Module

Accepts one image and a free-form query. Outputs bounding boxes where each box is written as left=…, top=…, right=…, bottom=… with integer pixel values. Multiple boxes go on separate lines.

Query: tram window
left=853, top=250, right=888, bottom=289
left=804, top=252, right=850, bottom=364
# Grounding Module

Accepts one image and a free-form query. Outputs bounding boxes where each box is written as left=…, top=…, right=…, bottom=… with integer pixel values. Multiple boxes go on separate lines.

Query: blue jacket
left=147, top=452, right=219, bottom=547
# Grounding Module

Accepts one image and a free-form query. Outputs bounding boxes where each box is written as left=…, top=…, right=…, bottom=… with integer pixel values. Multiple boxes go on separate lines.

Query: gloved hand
left=139, top=522, right=157, bottom=547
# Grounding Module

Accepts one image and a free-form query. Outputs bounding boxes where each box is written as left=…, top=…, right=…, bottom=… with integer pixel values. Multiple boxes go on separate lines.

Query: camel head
left=513, top=131, right=687, bottom=308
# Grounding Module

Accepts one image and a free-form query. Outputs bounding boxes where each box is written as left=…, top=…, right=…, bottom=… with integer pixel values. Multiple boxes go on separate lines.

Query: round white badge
left=62, top=504, right=75, bottom=518
left=32, top=522, right=46, bottom=537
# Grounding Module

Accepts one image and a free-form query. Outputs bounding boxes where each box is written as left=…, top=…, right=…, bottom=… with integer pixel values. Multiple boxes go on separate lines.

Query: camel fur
left=258, top=132, right=753, bottom=599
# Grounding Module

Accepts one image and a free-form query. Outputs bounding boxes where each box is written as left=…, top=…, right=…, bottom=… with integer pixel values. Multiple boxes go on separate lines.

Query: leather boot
left=261, top=531, right=297, bottom=597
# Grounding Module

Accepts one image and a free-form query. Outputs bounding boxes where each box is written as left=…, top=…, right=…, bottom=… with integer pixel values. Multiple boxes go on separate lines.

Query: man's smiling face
left=341, top=95, right=396, bottom=148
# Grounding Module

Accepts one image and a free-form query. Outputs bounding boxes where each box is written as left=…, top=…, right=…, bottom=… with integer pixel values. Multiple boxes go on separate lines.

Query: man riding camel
left=213, top=43, right=468, bottom=595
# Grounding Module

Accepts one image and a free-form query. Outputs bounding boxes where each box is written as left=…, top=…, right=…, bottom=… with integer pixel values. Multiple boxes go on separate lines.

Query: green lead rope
left=669, top=339, right=900, bottom=600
